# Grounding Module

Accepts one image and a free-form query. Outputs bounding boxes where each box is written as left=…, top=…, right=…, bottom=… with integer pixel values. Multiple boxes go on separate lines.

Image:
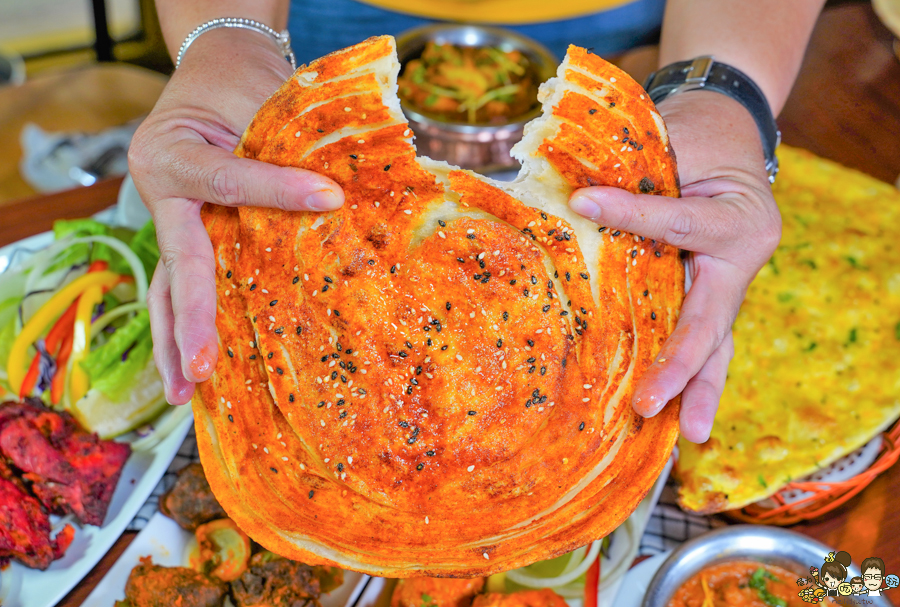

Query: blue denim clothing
left=288, top=0, right=665, bottom=65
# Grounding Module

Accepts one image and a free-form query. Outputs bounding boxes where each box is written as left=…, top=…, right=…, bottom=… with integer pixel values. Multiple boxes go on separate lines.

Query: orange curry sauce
left=668, top=561, right=837, bottom=607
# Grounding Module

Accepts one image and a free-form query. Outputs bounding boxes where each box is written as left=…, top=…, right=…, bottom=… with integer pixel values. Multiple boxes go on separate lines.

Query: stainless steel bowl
left=642, top=525, right=893, bottom=607
left=394, top=24, right=558, bottom=173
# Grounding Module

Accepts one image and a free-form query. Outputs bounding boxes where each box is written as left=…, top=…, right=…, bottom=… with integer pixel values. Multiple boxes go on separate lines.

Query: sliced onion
left=507, top=540, right=602, bottom=588
left=129, top=404, right=192, bottom=452
left=68, top=236, right=148, bottom=302
left=92, top=301, right=146, bottom=336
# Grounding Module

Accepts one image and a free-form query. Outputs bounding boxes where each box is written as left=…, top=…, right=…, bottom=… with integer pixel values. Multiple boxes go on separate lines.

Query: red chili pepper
left=45, top=301, right=78, bottom=356
left=87, top=260, right=109, bottom=272
left=19, top=352, right=42, bottom=399
left=50, top=331, right=74, bottom=404
left=585, top=550, right=600, bottom=607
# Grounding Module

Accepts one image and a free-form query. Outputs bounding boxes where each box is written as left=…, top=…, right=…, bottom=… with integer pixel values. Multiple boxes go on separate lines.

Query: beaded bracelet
left=175, top=17, right=296, bottom=70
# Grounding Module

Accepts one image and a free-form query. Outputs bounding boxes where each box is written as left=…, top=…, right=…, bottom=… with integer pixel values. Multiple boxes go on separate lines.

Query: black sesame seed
left=227, top=348, right=234, bottom=358
left=296, top=326, right=303, bottom=334
left=458, top=257, right=465, bottom=263
left=336, top=399, right=345, bottom=406
left=510, top=279, right=517, bottom=285
left=643, top=290, right=649, bottom=296
left=268, top=352, right=274, bottom=359
left=349, top=154, right=358, bottom=159
left=651, top=312, right=657, bottom=320
left=318, top=401, right=325, bottom=408
left=410, top=378, right=418, bottom=386
left=368, top=259, right=375, bottom=265
left=531, top=275, right=537, bottom=285
left=276, top=367, right=283, bottom=375
left=580, top=272, right=589, bottom=280
left=391, top=265, right=397, bottom=274
left=426, top=450, right=435, bottom=456
left=562, top=358, right=567, bottom=367
left=497, top=339, right=503, bottom=348
left=609, top=102, right=616, bottom=107
left=527, top=357, right=536, bottom=363
left=523, top=289, right=530, bottom=297
left=332, top=353, right=340, bottom=359
left=271, top=467, right=278, bottom=473
left=589, top=108, right=597, bottom=115
left=529, top=366, right=536, bottom=373
left=289, top=393, right=295, bottom=402
left=441, top=345, right=448, bottom=350
left=579, top=422, right=585, bottom=431
left=631, top=250, right=638, bottom=259
left=540, top=366, right=547, bottom=376
left=416, top=366, right=422, bottom=375
left=468, top=410, right=477, bottom=416
left=655, top=251, right=662, bottom=257
left=337, top=462, right=344, bottom=471
left=405, top=341, right=413, bottom=349
left=293, top=276, right=299, bottom=284
left=417, top=463, right=424, bottom=471
left=623, top=127, right=630, bottom=135
left=317, top=128, right=325, bottom=133
left=543, top=305, right=551, bottom=313
left=359, top=388, right=367, bottom=395
left=339, top=411, right=347, bottom=419
left=400, top=421, right=409, bottom=428
left=613, top=230, right=622, bottom=237
left=478, top=260, right=486, bottom=269
left=226, top=270, right=232, bottom=279
left=525, top=400, right=532, bottom=408
left=324, top=276, right=333, bottom=283
left=564, top=232, right=571, bottom=241
left=228, top=414, right=234, bottom=422
left=309, top=490, right=315, bottom=498
left=398, top=351, right=408, bottom=358
left=474, top=274, right=482, bottom=281
left=340, top=375, right=347, bottom=383
left=527, top=339, right=534, bottom=347
left=274, top=327, right=284, bottom=334
left=560, top=311, right=569, bottom=316
left=481, top=275, right=490, bottom=284
left=407, top=435, right=417, bottom=444
left=384, top=164, right=391, bottom=171
left=598, top=226, right=607, bottom=233
left=540, top=212, right=548, bottom=220
left=250, top=284, right=257, bottom=291
left=438, top=220, right=446, bottom=227
left=467, top=234, right=476, bottom=239
left=331, top=371, right=338, bottom=380
left=322, top=285, right=329, bottom=292
left=427, top=338, right=433, bottom=346
left=249, top=354, right=256, bottom=359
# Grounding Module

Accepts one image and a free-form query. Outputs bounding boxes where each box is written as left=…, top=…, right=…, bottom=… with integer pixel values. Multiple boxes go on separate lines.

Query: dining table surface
left=0, top=2, right=897, bottom=605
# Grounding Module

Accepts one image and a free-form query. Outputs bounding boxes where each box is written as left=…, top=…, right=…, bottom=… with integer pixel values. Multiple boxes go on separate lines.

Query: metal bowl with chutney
left=395, top=24, right=558, bottom=173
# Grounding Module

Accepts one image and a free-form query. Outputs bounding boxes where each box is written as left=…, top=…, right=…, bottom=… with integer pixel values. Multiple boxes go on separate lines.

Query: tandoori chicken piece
left=159, top=463, right=227, bottom=530
left=115, top=557, right=228, bottom=607
left=230, top=552, right=343, bottom=607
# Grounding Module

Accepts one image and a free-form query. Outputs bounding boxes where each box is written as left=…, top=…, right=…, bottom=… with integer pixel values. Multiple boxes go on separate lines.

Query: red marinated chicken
left=0, top=398, right=130, bottom=568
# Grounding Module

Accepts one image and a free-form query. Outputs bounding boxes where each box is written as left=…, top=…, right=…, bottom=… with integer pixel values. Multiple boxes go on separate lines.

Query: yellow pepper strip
left=69, top=284, right=104, bottom=403
left=6, top=270, right=121, bottom=395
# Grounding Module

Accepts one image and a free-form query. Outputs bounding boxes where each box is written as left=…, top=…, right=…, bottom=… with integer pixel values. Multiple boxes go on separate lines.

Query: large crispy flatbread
left=193, top=36, right=683, bottom=576
left=676, top=146, right=900, bottom=514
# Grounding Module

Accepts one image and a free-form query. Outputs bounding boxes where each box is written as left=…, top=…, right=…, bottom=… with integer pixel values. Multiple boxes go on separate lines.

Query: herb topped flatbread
left=677, top=146, right=900, bottom=514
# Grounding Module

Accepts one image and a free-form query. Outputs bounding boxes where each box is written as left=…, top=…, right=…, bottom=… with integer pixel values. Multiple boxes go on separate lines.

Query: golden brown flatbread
left=676, top=146, right=900, bottom=514
left=193, top=37, right=683, bottom=576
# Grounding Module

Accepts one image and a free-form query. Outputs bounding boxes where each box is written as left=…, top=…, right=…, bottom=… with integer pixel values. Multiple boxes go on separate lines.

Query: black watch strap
left=643, top=56, right=781, bottom=183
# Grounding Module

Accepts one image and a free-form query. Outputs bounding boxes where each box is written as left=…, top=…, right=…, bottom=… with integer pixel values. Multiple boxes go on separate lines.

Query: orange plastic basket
left=728, top=420, right=900, bottom=526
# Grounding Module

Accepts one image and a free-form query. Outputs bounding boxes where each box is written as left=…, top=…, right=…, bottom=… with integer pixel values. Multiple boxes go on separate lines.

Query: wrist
left=175, top=28, right=294, bottom=82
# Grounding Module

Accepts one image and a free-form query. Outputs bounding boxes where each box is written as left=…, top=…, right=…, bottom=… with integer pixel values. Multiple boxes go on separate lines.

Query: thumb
left=169, top=136, right=345, bottom=212
left=568, top=186, right=738, bottom=255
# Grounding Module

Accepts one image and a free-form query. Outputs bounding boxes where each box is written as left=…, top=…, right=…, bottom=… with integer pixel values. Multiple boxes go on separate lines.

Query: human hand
left=568, top=90, right=781, bottom=443
left=129, top=30, right=345, bottom=405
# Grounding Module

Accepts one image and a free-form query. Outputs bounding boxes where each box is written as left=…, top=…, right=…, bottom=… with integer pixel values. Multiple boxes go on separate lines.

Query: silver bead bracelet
left=175, top=17, right=296, bottom=70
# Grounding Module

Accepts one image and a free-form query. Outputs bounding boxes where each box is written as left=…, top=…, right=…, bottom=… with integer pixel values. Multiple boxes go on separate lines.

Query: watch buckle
left=683, top=56, right=714, bottom=85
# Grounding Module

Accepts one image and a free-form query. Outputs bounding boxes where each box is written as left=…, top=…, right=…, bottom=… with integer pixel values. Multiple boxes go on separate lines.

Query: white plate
left=83, top=511, right=370, bottom=607
left=0, top=207, right=194, bottom=607
left=612, top=551, right=671, bottom=607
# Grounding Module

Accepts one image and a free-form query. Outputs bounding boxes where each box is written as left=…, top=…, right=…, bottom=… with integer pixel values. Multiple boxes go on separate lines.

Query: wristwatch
left=643, top=56, right=781, bottom=183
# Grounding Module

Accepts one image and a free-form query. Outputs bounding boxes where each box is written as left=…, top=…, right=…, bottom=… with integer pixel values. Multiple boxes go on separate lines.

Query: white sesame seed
left=468, top=465, right=475, bottom=472
left=610, top=76, right=617, bottom=82
left=583, top=384, right=592, bottom=389
left=583, top=398, right=591, bottom=402
left=347, top=456, right=353, bottom=464
left=425, top=516, right=429, bottom=524
left=358, top=139, right=365, bottom=144
left=351, top=204, right=358, bottom=209
left=613, top=135, right=618, bottom=141
left=404, top=209, right=412, bottom=215
left=483, top=552, right=489, bottom=559
left=263, top=447, right=269, bottom=454
left=344, top=107, right=351, bottom=112
left=495, top=385, right=503, bottom=391
left=456, top=354, right=463, bottom=361
left=467, top=228, right=475, bottom=234
left=438, top=231, right=446, bottom=238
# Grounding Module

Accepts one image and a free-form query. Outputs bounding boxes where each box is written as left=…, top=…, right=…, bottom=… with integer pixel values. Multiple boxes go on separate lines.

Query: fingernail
left=634, top=394, right=666, bottom=418
left=186, top=344, right=216, bottom=382
left=305, top=189, right=343, bottom=211
left=569, top=193, right=601, bottom=219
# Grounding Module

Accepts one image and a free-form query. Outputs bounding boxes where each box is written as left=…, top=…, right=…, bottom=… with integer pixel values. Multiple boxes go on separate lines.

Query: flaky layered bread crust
left=193, top=36, right=683, bottom=576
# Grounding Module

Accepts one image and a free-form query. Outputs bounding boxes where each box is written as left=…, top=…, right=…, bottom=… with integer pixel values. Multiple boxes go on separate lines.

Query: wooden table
left=0, top=2, right=894, bottom=605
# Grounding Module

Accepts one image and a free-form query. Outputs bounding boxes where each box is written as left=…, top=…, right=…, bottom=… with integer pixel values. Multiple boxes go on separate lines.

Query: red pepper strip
left=19, top=352, right=42, bottom=399
left=585, top=550, right=600, bottom=607
left=87, top=260, right=108, bottom=272
left=50, top=331, right=74, bottom=404
left=45, top=301, right=78, bottom=356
